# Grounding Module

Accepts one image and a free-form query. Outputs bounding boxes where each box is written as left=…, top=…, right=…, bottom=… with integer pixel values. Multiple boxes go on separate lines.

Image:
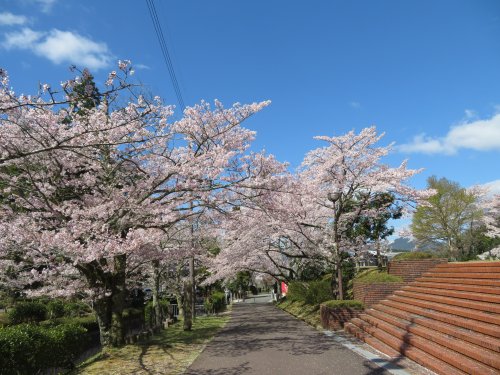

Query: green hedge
left=288, top=280, right=332, bottom=305
left=7, top=302, right=47, bottom=324
left=392, top=251, right=437, bottom=260
left=204, top=291, right=226, bottom=314
left=0, top=323, right=89, bottom=374
left=322, top=299, right=364, bottom=309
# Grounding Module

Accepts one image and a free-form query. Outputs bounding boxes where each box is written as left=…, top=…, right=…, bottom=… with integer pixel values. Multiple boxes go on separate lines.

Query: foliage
left=392, top=251, right=437, bottom=260
left=354, top=269, right=403, bottom=283
left=8, top=301, right=47, bottom=324
left=225, top=271, right=252, bottom=293
left=0, top=323, right=88, bottom=374
left=321, top=299, right=364, bottom=309
left=287, top=279, right=332, bottom=305
left=411, top=176, right=485, bottom=259
left=47, top=299, right=66, bottom=319
left=204, top=291, right=226, bottom=314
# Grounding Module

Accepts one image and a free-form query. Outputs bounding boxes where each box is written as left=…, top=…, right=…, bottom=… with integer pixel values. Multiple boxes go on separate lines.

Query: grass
left=276, top=299, right=322, bottom=329
left=321, top=300, right=364, bottom=309
left=71, top=314, right=229, bottom=375
left=354, top=268, right=403, bottom=283
left=392, top=251, right=437, bottom=260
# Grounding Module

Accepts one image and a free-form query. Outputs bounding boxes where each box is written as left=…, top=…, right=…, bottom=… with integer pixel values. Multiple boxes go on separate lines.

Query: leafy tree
left=410, top=176, right=484, bottom=259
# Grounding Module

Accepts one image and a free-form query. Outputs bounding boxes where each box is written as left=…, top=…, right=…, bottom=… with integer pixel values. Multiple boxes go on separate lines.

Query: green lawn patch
left=72, top=314, right=229, bottom=375
left=355, top=269, right=403, bottom=283
left=392, top=251, right=437, bottom=260
left=276, top=299, right=321, bottom=328
left=321, top=300, right=364, bottom=309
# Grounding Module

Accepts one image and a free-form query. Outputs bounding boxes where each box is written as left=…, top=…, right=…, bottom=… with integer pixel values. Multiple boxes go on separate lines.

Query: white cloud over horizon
left=398, top=112, right=500, bottom=155
left=0, top=12, right=28, bottom=26
left=2, top=27, right=113, bottom=70
left=482, top=179, right=500, bottom=195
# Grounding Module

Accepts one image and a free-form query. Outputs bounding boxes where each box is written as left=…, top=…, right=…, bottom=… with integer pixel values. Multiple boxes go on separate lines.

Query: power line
left=145, top=0, right=186, bottom=111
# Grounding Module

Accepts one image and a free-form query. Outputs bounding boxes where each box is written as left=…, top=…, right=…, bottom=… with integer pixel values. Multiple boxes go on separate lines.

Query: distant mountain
left=389, top=237, right=415, bottom=251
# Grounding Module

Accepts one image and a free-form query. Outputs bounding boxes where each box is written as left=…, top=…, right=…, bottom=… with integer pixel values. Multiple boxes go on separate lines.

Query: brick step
left=417, top=276, right=500, bottom=287
left=421, top=271, right=500, bottom=279
left=431, top=266, right=500, bottom=274
left=402, top=285, right=500, bottom=304
left=352, top=316, right=498, bottom=375
left=348, top=318, right=469, bottom=375
left=343, top=322, right=401, bottom=358
left=434, top=262, right=500, bottom=268
left=385, top=295, right=500, bottom=332
left=412, top=281, right=500, bottom=295
left=393, top=290, right=500, bottom=315
left=374, top=303, right=500, bottom=352
left=362, top=309, right=500, bottom=369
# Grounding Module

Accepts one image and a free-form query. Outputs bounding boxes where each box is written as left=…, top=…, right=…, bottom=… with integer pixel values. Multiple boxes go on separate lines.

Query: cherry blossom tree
left=297, top=127, right=432, bottom=299
left=210, top=128, right=431, bottom=299
left=0, top=63, right=277, bottom=346
left=482, top=194, right=500, bottom=238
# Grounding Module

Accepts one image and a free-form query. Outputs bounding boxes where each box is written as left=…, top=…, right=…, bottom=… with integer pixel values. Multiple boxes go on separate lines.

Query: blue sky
left=1, top=0, right=499, bottom=196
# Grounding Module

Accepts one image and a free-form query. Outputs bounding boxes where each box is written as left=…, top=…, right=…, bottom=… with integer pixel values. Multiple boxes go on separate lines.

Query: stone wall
left=320, top=305, right=363, bottom=330
left=353, top=282, right=407, bottom=308
left=387, top=258, right=448, bottom=282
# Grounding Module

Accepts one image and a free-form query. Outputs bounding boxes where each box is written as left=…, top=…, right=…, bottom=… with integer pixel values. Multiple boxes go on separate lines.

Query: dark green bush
left=287, top=281, right=308, bottom=302
left=0, top=323, right=88, bottom=374
left=322, top=299, right=364, bottom=309
left=287, top=280, right=332, bottom=305
left=8, top=301, right=47, bottom=324
left=204, top=291, right=226, bottom=314
left=63, top=301, right=91, bottom=317
left=47, top=299, right=65, bottom=320
left=392, top=251, right=437, bottom=260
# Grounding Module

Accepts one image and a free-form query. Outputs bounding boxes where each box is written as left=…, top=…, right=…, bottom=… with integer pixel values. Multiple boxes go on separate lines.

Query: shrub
left=392, top=251, right=437, bottom=260
left=287, top=280, right=332, bottom=305
left=204, top=291, right=226, bottom=314
left=0, top=323, right=88, bottom=374
left=322, top=299, right=364, bottom=309
left=63, top=301, right=91, bottom=317
left=47, top=299, right=65, bottom=320
left=287, top=281, right=308, bottom=302
left=8, top=301, right=47, bottom=324
left=355, top=269, right=403, bottom=283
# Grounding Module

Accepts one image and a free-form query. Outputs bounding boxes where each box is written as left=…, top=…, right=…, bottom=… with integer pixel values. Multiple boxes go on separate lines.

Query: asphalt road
left=185, top=302, right=389, bottom=375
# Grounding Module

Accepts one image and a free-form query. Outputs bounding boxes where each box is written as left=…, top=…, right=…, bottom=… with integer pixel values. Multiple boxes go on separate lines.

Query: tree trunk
left=189, top=256, right=195, bottom=321
left=152, top=260, right=162, bottom=330
left=183, top=280, right=193, bottom=331
left=94, top=296, right=112, bottom=347
left=376, top=239, right=383, bottom=270
left=110, top=254, right=126, bottom=347
left=337, top=258, right=344, bottom=300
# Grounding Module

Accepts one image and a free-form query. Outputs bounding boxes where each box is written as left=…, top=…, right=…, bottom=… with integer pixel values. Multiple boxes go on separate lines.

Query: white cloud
left=0, top=12, right=28, bottom=26
left=398, top=112, right=500, bottom=155
left=32, top=0, right=57, bottom=13
left=482, top=180, right=500, bottom=195
left=2, top=28, right=112, bottom=70
left=349, top=101, right=361, bottom=109
left=135, top=63, right=150, bottom=70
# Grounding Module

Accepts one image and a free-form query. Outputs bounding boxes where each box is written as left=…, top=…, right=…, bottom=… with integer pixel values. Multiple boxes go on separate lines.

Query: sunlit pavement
left=185, top=302, right=390, bottom=375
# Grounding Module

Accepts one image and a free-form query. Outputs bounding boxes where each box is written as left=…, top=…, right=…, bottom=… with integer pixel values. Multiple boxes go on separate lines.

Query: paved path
left=186, top=303, right=389, bottom=375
